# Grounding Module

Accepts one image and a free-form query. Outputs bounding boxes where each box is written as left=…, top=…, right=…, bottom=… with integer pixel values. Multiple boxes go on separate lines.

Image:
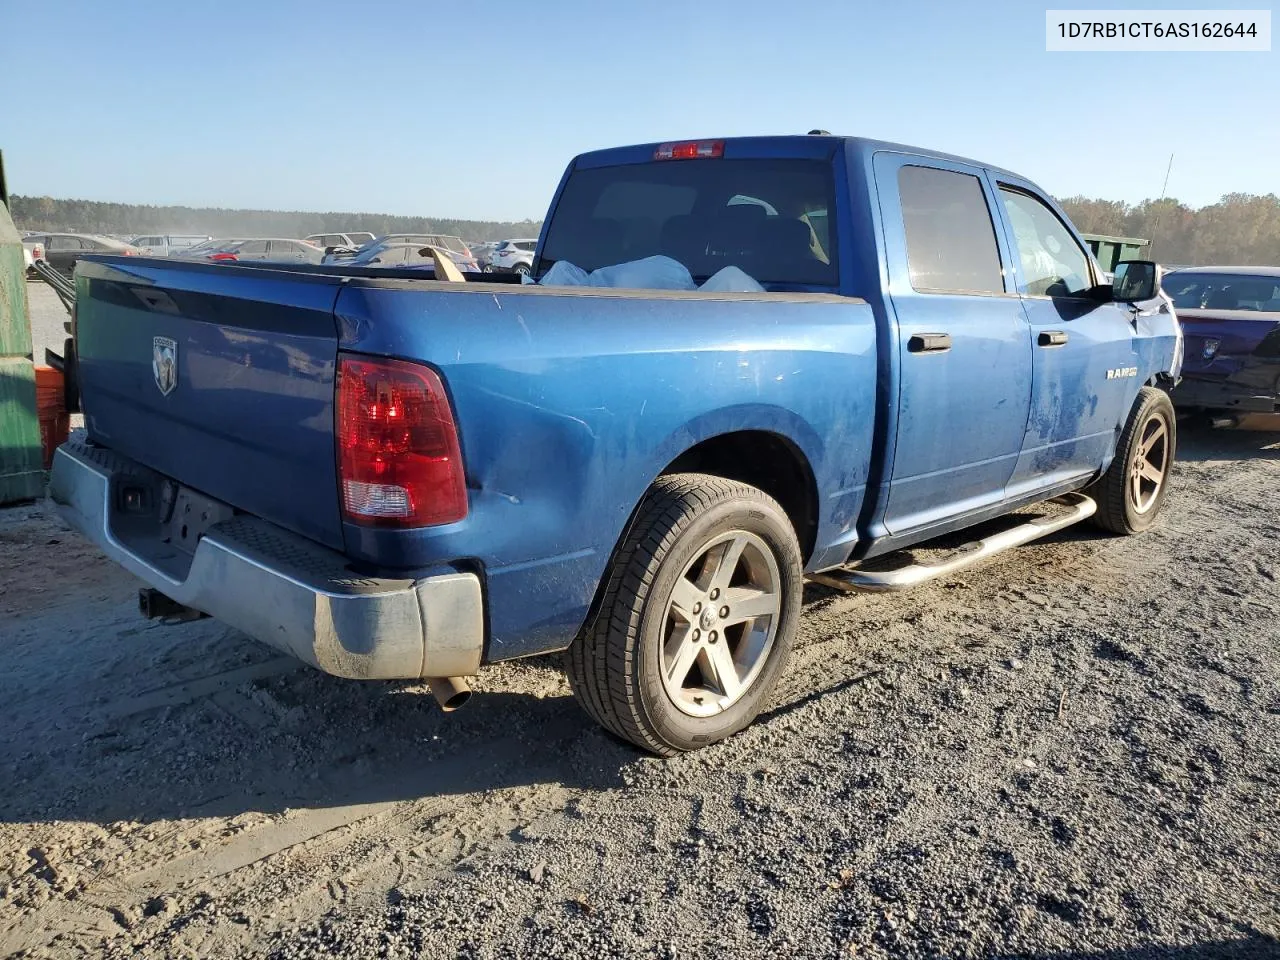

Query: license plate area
left=164, top=485, right=236, bottom=555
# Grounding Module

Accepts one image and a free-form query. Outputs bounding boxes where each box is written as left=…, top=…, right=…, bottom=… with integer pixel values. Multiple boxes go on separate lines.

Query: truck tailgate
left=74, top=258, right=347, bottom=549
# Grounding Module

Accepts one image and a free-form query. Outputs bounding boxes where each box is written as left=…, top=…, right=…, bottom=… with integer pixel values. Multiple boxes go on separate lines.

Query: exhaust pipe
left=426, top=676, right=472, bottom=712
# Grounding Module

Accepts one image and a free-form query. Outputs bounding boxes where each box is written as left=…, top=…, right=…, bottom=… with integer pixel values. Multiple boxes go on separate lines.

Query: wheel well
left=662, top=431, right=819, bottom=562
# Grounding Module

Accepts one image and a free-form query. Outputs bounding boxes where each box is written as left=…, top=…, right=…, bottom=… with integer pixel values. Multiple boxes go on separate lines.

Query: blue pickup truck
left=51, top=135, right=1181, bottom=755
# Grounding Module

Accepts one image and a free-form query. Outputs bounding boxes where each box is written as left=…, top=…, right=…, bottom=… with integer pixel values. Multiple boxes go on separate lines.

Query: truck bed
left=72, top=254, right=880, bottom=659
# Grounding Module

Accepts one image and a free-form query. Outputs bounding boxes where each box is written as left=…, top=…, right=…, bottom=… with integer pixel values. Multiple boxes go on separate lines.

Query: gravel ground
left=0, top=403, right=1276, bottom=958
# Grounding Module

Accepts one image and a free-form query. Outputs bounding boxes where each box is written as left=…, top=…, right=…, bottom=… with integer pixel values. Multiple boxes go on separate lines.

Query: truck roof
left=571, top=135, right=1026, bottom=181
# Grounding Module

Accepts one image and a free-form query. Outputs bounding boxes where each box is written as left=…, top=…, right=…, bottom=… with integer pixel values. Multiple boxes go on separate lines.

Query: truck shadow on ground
left=2, top=420, right=1273, bottom=830
left=0, top=670, right=641, bottom=827
left=1176, top=419, right=1280, bottom=463
left=1002, top=932, right=1280, bottom=959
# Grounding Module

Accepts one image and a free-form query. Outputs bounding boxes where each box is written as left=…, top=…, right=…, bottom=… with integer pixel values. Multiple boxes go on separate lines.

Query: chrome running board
left=808, top=493, right=1097, bottom=594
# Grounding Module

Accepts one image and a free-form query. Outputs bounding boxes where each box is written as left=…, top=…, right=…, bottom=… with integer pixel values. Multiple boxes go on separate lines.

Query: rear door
left=993, top=180, right=1140, bottom=495
left=874, top=154, right=1033, bottom=535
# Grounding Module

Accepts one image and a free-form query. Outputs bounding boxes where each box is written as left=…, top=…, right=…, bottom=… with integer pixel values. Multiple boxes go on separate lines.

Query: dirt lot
left=0, top=341, right=1277, bottom=956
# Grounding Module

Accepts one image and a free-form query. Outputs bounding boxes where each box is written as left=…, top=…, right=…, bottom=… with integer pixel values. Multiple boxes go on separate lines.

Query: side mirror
left=1112, top=260, right=1161, bottom=302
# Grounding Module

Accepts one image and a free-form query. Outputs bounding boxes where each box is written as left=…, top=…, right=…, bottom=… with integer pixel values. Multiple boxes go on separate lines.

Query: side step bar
left=808, top=493, right=1097, bottom=594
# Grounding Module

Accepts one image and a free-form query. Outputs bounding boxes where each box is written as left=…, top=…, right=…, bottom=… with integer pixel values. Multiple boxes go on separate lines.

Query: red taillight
left=208, top=252, right=238, bottom=261
left=122, top=248, right=139, bottom=256
left=654, top=139, right=724, bottom=160
left=336, top=355, right=467, bottom=527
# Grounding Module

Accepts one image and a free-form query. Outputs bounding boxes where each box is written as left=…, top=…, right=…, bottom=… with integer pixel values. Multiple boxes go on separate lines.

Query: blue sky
left=1, top=0, right=1275, bottom=219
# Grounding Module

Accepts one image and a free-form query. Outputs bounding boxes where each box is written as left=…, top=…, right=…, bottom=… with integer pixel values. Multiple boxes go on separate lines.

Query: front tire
left=1086, top=386, right=1176, bottom=535
left=567, top=474, right=803, bottom=756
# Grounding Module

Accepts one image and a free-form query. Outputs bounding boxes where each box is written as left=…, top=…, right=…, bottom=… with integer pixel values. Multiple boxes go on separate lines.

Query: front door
left=994, top=182, right=1142, bottom=496
left=873, top=155, right=1034, bottom=536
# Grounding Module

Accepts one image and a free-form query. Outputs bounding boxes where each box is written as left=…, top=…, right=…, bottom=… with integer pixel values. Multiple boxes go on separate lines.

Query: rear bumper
left=49, top=439, right=484, bottom=681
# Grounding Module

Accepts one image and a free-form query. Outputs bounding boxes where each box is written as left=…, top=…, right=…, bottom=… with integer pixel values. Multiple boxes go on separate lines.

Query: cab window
left=998, top=188, right=1092, bottom=298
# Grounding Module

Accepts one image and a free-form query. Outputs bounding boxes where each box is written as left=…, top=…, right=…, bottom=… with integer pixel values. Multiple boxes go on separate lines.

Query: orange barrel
left=34, top=365, right=69, bottom=469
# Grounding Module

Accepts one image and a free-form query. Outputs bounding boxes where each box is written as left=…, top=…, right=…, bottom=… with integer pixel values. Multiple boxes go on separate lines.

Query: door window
left=49, top=236, right=77, bottom=251
left=897, top=166, right=1003, bottom=294
left=998, top=188, right=1092, bottom=298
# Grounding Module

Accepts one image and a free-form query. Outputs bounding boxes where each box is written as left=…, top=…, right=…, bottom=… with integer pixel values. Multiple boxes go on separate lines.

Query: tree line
left=10, top=195, right=543, bottom=243
left=1058, top=192, right=1280, bottom=266
left=11, top=191, right=1280, bottom=267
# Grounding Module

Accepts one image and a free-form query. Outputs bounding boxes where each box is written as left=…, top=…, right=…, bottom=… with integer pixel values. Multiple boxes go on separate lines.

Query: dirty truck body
left=51, top=136, right=1182, bottom=754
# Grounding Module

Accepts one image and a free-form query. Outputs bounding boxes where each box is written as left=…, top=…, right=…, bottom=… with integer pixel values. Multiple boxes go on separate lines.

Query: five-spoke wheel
left=661, top=531, right=782, bottom=717
left=567, top=474, right=803, bottom=756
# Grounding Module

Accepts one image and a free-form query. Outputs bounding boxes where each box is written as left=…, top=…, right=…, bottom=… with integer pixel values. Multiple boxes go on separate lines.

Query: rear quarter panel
left=334, top=282, right=877, bottom=660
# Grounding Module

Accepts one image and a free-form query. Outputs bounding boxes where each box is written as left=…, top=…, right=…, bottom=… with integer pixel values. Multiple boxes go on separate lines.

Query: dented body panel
left=334, top=281, right=877, bottom=656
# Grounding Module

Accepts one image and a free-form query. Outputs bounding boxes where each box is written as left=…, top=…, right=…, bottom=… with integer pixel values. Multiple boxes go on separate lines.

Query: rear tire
left=514, top=263, right=531, bottom=277
left=567, top=474, right=803, bottom=756
left=1086, top=386, right=1176, bottom=535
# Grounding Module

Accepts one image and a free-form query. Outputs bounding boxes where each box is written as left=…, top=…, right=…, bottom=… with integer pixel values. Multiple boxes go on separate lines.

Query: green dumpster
left=1082, top=233, right=1150, bottom=274
left=0, top=150, right=44, bottom=504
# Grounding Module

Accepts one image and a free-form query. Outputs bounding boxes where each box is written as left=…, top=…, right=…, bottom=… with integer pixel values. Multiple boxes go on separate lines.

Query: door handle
left=1038, top=330, right=1069, bottom=347
left=907, top=333, right=951, bottom=354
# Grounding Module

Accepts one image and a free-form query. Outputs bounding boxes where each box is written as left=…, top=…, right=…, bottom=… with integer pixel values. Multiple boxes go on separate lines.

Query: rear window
left=899, top=166, right=1003, bottom=295
left=540, top=158, right=838, bottom=287
left=1163, top=273, right=1280, bottom=312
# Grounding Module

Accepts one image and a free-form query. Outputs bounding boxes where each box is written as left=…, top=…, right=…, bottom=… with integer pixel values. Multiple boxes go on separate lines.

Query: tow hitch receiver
left=138, top=588, right=206, bottom=622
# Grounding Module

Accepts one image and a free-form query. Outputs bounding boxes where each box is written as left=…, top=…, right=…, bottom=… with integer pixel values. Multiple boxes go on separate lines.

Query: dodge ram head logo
left=153, top=337, right=178, bottom=396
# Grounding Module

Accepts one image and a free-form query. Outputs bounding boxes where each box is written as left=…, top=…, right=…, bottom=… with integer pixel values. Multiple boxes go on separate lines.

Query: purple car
left=1165, top=266, right=1280, bottom=417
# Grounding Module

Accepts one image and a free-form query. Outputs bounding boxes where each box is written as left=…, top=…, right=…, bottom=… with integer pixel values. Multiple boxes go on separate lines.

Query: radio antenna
left=1148, top=153, right=1174, bottom=261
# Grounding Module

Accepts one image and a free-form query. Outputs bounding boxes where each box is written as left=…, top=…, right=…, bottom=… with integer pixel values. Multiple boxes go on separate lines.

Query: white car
left=486, top=238, right=538, bottom=275
left=129, top=234, right=212, bottom=257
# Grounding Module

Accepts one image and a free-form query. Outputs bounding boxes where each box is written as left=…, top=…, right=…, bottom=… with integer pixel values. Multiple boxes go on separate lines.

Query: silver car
left=209, top=239, right=326, bottom=264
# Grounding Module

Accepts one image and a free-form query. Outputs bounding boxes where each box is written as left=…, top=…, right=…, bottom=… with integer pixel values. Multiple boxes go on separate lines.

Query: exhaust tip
left=426, top=676, right=472, bottom=712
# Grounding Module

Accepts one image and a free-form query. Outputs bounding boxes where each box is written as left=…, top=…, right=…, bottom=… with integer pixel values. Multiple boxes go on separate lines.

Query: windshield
left=1164, top=272, right=1280, bottom=312
left=539, top=158, right=838, bottom=287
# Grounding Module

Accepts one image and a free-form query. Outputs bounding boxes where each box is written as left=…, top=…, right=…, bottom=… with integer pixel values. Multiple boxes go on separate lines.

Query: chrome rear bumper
left=49, top=439, right=483, bottom=680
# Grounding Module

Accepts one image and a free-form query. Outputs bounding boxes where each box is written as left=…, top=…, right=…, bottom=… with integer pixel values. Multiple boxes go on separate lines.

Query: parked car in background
left=340, top=242, right=464, bottom=270
left=22, top=237, right=45, bottom=277
left=1165, top=266, right=1280, bottom=419
left=468, top=240, right=500, bottom=267
left=22, top=232, right=143, bottom=276
left=170, top=238, right=240, bottom=259
left=129, top=234, right=212, bottom=257
left=304, top=232, right=376, bottom=254
left=328, top=235, right=479, bottom=271
left=485, top=238, right=538, bottom=275
left=207, top=238, right=326, bottom=264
